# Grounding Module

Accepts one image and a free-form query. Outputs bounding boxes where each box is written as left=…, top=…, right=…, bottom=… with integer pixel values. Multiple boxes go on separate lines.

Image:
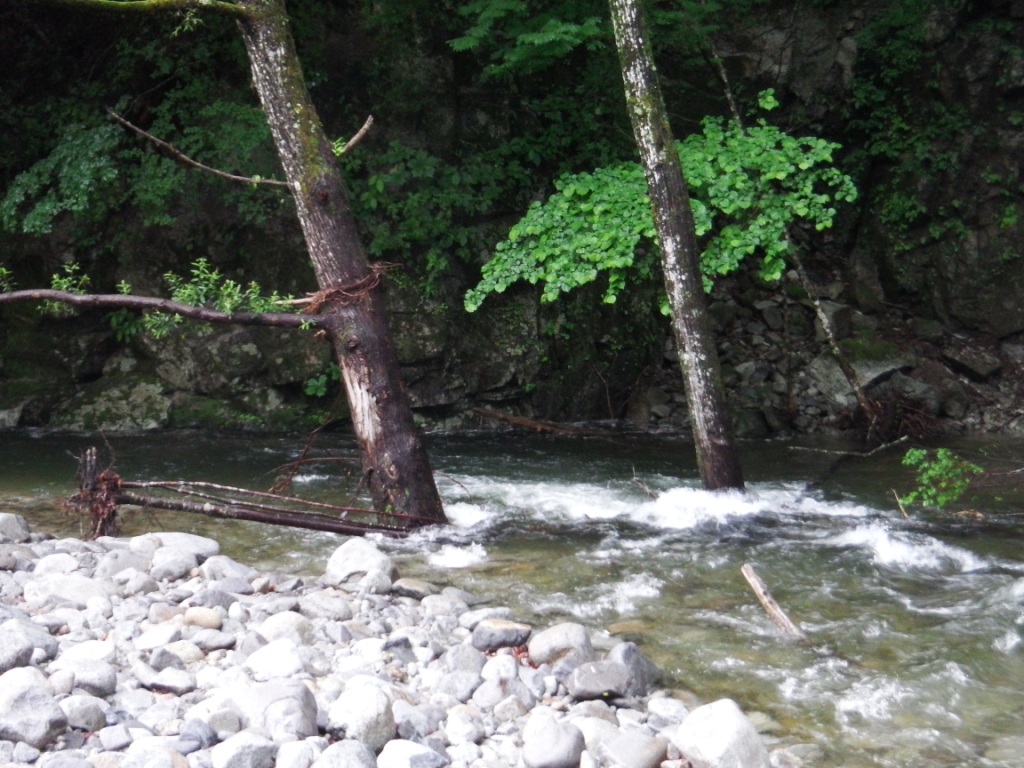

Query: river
left=2, top=428, right=1023, bottom=767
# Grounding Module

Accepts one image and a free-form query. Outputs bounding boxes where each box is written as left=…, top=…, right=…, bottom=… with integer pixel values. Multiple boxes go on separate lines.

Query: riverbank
left=0, top=513, right=821, bottom=768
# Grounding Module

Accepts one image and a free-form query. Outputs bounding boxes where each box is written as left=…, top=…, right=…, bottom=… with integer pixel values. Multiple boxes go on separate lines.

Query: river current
left=1, top=428, right=1023, bottom=767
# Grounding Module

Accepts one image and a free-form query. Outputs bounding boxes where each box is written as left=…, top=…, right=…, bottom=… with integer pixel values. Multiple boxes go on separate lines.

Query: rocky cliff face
left=1, top=0, right=1021, bottom=437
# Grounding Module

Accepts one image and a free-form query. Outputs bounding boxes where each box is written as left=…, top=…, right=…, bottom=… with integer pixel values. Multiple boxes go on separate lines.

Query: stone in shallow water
left=672, top=698, right=770, bottom=768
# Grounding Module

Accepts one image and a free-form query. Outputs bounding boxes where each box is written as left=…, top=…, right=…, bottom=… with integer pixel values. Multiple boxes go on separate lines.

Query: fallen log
left=66, top=448, right=433, bottom=538
left=741, top=563, right=808, bottom=643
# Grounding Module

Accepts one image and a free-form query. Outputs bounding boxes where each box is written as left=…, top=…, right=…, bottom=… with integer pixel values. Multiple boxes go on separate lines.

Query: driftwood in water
left=66, top=448, right=434, bottom=539
left=741, top=563, right=808, bottom=643
left=471, top=407, right=585, bottom=434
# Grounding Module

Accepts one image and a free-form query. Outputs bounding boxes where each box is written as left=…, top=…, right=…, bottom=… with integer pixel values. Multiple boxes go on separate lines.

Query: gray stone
left=377, top=739, right=449, bottom=768
left=323, top=538, right=396, bottom=589
left=0, top=666, right=68, bottom=748
left=391, top=577, right=439, bottom=600
left=0, top=514, right=31, bottom=544
left=191, top=628, right=237, bottom=652
left=22, top=573, right=114, bottom=607
left=98, top=723, right=134, bottom=751
left=393, top=700, right=444, bottom=741
left=433, top=670, right=483, bottom=703
left=244, top=638, right=305, bottom=680
left=145, top=667, right=196, bottom=696
left=312, top=738, right=377, bottom=768
left=942, top=345, right=1003, bottom=380
left=528, top=622, right=594, bottom=666
left=298, top=589, right=353, bottom=621
left=0, top=619, right=37, bottom=673
left=255, top=611, right=312, bottom=645
left=522, top=708, right=585, bottom=768
left=49, top=658, right=118, bottom=698
left=210, top=729, right=277, bottom=768
left=199, top=554, right=259, bottom=582
left=607, top=641, right=659, bottom=696
left=568, top=660, right=631, bottom=700
left=326, top=684, right=394, bottom=752
left=421, top=592, right=469, bottom=620
left=672, top=698, right=770, bottom=768
left=445, top=704, right=486, bottom=745
left=95, top=549, right=152, bottom=580
left=241, top=678, right=320, bottom=743
left=135, top=532, right=219, bottom=563
left=598, top=729, right=668, bottom=768
left=150, top=546, right=199, bottom=582
left=470, top=618, right=531, bottom=652
left=59, top=694, right=108, bottom=733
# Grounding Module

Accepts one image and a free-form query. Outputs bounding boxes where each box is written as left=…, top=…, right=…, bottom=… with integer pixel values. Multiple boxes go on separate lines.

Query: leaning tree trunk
left=608, top=0, right=744, bottom=491
left=236, top=0, right=446, bottom=524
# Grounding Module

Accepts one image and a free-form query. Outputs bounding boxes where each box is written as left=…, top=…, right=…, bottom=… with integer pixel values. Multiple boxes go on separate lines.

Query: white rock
left=672, top=698, right=771, bottom=768
left=326, top=685, right=394, bottom=752
left=211, top=729, right=277, bottom=768
left=522, top=708, right=585, bottom=768
left=244, top=638, right=306, bottom=680
left=323, top=538, right=396, bottom=589
left=377, top=739, right=448, bottom=768
left=0, top=666, right=68, bottom=748
left=256, top=611, right=312, bottom=644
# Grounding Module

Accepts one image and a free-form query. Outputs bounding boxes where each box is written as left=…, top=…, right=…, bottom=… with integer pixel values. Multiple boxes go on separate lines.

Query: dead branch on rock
left=741, top=563, right=808, bottom=643
left=67, top=448, right=439, bottom=539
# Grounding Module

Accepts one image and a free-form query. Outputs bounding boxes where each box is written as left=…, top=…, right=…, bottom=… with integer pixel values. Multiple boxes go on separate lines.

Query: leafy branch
left=465, top=90, right=857, bottom=311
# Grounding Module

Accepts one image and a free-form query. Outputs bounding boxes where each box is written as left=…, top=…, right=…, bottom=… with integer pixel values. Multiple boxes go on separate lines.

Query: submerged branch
left=741, top=563, right=808, bottom=643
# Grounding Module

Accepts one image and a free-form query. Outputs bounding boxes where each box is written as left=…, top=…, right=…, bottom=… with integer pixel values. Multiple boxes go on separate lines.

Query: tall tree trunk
left=236, top=0, right=446, bottom=524
left=608, top=0, right=744, bottom=491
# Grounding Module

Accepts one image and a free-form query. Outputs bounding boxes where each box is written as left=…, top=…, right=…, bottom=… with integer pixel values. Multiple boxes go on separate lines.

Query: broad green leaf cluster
left=465, top=91, right=857, bottom=311
left=901, top=447, right=982, bottom=509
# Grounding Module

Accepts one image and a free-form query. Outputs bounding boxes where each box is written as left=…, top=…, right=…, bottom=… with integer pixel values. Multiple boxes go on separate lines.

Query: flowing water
left=2, top=428, right=1024, bottom=767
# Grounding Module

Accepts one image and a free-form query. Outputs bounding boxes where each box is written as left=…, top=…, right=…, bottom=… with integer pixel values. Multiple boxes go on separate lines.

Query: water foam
left=827, top=523, right=989, bottom=572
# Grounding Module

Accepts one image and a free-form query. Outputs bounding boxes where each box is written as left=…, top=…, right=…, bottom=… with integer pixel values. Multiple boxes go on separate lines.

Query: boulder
left=521, top=708, right=585, bottom=768
left=528, top=622, right=595, bottom=665
left=672, top=698, right=770, bottom=768
left=323, top=538, right=396, bottom=591
left=0, top=666, right=68, bottom=748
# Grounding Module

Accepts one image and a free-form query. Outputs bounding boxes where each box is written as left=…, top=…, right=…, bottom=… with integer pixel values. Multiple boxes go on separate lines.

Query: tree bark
left=234, top=0, right=445, bottom=524
left=607, top=0, right=744, bottom=491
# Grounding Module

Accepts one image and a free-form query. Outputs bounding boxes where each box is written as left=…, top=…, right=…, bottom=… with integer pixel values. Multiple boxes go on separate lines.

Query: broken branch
left=741, top=563, right=808, bottom=643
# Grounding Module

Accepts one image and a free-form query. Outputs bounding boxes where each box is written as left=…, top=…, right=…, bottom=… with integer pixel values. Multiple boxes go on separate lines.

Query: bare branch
left=0, top=289, right=327, bottom=330
left=335, top=115, right=374, bottom=155
left=42, top=0, right=250, bottom=19
left=108, top=110, right=289, bottom=188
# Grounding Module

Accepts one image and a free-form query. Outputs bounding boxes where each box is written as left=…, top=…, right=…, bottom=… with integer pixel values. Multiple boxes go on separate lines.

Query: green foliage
left=901, top=448, right=983, bottom=509
left=1, top=123, right=123, bottom=234
left=465, top=91, right=856, bottom=311
left=43, top=263, right=90, bottom=316
left=0, top=267, right=14, bottom=293
left=304, top=364, right=341, bottom=397
left=145, top=258, right=292, bottom=337
left=450, top=0, right=605, bottom=78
